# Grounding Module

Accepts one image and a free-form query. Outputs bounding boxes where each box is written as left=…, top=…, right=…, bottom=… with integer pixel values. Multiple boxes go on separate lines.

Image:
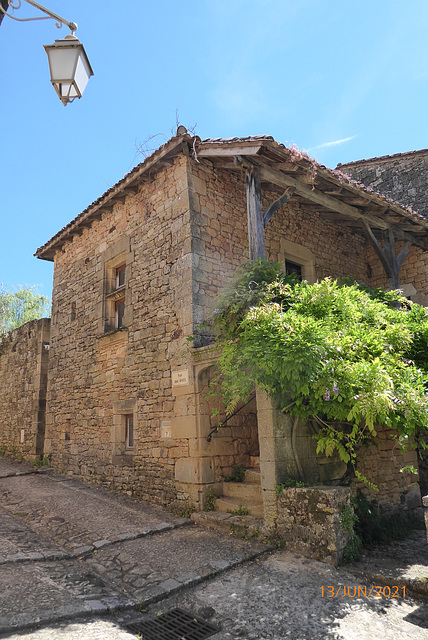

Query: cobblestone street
left=1, top=457, right=428, bottom=639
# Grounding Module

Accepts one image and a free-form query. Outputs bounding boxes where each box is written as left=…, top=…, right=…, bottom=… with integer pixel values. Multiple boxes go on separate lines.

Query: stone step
left=192, top=511, right=265, bottom=541
left=222, top=480, right=262, bottom=502
left=249, top=456, right=260, bottom=469
left=244, top=468, right=261, bottom=484
left=215, top=496, right=264, bottom=518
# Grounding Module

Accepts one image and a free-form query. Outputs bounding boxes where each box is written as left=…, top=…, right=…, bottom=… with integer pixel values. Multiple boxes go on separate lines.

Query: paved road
left=0, top=457, right=427, bottom=639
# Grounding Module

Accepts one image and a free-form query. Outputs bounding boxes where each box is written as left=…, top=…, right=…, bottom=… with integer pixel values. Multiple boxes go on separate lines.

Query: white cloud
left=308, top=136, right=357, bottom=152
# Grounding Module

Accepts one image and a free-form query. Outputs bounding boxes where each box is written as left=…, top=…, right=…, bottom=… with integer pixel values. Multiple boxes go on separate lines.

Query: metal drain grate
left=125, top=608, right=220, bottom=640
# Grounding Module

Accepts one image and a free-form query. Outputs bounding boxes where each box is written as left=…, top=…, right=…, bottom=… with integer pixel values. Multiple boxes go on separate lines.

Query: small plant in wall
left=178, top=499, right=196, bottom=519
left=33, top=455, right=51, bottom=467
left=228, top=504, right=250, bottom=516
left=275, top=478, right=309, bottom=495
left=340, top=502, right=362, bottom=563
left=204, top=490, right=217, bottom=512
left=224, top=463, right=246, bottom=483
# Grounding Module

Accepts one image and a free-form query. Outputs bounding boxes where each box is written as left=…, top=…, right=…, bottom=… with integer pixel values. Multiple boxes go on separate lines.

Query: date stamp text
left=320, top=585, right=406, bottom=598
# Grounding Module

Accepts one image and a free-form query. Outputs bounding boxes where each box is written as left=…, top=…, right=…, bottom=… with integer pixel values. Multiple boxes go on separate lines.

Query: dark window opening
left=126, top=414, right=134, bottom=448
left=115, top=298, right=125, bottom=328
left=285, top=260, right=302, bottom=280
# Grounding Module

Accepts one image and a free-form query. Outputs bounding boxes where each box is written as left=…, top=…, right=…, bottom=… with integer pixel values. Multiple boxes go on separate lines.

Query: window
left=115, top=264, right=126, bottom=289
left=115, top=298, right=125, bottom=329
left=103, top=257, right=127, bottom=332
left=285, top=260, right=302, bottom=280
left=279, top=239, right=316, bottom=284
left=98, top=236, right=133, bottom=336
left=111, top=400, right=137, bottom=462
left=125, top=414, right=134, bottom=449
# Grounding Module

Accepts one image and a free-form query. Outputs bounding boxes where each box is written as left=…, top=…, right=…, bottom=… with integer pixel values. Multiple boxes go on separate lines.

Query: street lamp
left=0, top=0, right=93, bottom=105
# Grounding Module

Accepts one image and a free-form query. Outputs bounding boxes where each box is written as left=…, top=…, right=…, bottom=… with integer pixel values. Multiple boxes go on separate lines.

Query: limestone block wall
left=351, top=423, right=422, bottom=517
left=195, top=364, right=259, bottom=479
left=0, top=318, right=50, bottom=460
left=42, top=149, right=428, bottom=512
left=45, top=155, right=194, bottom=506
left=184, top=160, right=370, bottom=506
left=187, top=159, right=370, bottom=342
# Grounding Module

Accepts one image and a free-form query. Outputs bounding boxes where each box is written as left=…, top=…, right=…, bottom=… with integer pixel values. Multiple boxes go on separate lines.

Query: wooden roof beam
left=236, top=157, right=428, bottom=251
left=198, top=144, right=264, bottom=158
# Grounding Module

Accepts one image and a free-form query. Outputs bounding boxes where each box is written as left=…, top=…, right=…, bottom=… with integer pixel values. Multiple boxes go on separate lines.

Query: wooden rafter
left=236, top=157, right=428, bottom=251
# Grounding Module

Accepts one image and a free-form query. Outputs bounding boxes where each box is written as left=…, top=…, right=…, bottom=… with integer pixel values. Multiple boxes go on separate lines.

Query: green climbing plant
left=205, top=260, right=428, bottom=483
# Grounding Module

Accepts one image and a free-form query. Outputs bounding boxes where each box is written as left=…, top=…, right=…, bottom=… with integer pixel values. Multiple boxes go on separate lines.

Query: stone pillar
left=256, top=388, right=298, bottom=527
left=256, top=388, right=347, bottom=528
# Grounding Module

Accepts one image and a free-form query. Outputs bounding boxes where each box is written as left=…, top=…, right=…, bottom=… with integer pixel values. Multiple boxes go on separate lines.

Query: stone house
left=3, top=132, right=428, bottom=530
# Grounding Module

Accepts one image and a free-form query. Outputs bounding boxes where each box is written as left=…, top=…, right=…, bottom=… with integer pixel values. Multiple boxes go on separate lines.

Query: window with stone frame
left=125, top=414, right=134, bottom=449
left=285, top=259, right=303, bottom=280
left=98, top=236, right=133, bottom=336
left=104, top=257, right=127, bottom=332
left=279, top=239, right=316, bottom=284
left=111, top=400, right=137, bottom=463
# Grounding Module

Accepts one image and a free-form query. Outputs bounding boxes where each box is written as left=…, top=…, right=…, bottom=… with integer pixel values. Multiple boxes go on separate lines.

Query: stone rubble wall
left=339, top=151, right=428, bottom=218
left=188, top=161, right=370, bottom=344
left=0, top=318, right=50, bottom=460
left=185, top=160, right=371, bottom=506
left=350, top=423, right=422, bottom=517
left=275, top=486, right=352, bottom=566
left=339, top=153, right=428, bottom=303
left=44, top=156, right=193, bottom=506
left=195, top=365, right=259, bottom=481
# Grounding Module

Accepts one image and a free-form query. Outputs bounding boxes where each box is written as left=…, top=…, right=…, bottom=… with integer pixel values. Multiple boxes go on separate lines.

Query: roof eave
left=35, top=134, right=192, bottom=261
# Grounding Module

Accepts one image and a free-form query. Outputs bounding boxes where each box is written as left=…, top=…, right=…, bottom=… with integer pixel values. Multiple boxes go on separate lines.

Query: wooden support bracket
left=363, top=221, right=412, bottom=290
left=263, top=188, right=295, bottom=228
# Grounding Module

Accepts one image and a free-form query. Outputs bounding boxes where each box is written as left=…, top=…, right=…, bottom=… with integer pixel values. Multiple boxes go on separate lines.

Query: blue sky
left=1, top=0, right=427, bottom=299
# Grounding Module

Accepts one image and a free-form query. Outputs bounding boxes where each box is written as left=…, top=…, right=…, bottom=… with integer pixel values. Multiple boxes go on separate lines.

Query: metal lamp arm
left=0, top=0, right=77, bottom=33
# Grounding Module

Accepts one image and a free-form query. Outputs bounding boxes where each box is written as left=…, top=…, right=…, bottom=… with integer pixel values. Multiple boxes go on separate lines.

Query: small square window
left=126, top=415, right=134, bottom=449
left=115, top=298, right=125, bottom=329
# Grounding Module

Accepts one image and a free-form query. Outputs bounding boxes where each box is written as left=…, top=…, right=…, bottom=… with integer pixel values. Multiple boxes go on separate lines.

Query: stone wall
left=338, top=149, right=428, bottom=218
left=0, top=318, right=50, bottom=460
left=44, top=155, right=193, bottom=507
left=185, top=159, right=371, bottom=507
left=195, top=364, right=259, bottom=481
left=188, top=161, right=370, bottom=345
left=275, top=486, right=352, bottom=566
left=338, top=151, right=428, bottom=303
left=350, top=423, right=422, bottom=518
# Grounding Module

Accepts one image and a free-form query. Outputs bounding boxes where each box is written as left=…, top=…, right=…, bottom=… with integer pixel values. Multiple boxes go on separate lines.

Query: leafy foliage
left=0, top=285, right=50, bottom=334
left=224, top=463, right=246, bottom=482
left=351, top=490, right=423, bottom=547
left=204, top=490, right=217, bottom=511
left=208, top=260, right=428, bottom=477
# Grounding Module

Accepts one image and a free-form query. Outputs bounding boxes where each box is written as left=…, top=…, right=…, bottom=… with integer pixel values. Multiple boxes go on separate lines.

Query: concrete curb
left=0, top=545, right=273, bottom=636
